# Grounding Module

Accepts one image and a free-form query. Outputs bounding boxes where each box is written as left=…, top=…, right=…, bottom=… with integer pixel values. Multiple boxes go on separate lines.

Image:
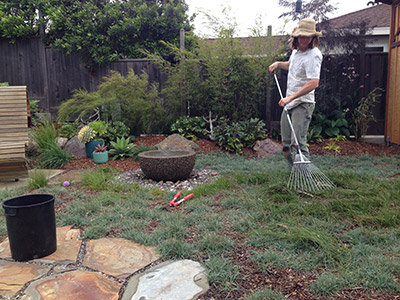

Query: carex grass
left=1, top=153, right=400, bottom=298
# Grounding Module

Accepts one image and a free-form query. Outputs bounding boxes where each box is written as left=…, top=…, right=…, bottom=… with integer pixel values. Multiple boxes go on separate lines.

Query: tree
left=146, top=7, right=287, bottom=122
left=277, top=0, right=370, bottom=54
left=0, top=0, right=194, bottom=67
left=0, top=0, right=47, bottom=41
left=277, top=0, right=337, bottom=23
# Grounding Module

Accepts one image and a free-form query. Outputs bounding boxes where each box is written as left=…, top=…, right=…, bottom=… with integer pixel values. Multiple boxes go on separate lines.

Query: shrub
left=170, top=116, right=208, bottom=140
left=103, top=121, right=131, bottom=145
left=58, top=70, right=167, bottom=135
left=309, top=109, right=350, bottom=139
left=146, top=18, right=286, bottom=123
left=351, top=87, right=383, bottom=142
left=88, top=120, right=107, bottom=140
left=214, top=118, right=267, bottom=154
left=58, top=122, right=79, bottom=139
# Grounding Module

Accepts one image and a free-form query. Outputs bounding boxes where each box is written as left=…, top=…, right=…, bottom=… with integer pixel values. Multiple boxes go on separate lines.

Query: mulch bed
left=61, top=136, right=400, bottom=171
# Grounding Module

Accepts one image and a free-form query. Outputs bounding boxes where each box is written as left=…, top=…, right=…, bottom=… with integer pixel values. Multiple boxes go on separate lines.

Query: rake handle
left=273, top=72, right=305, bottom=162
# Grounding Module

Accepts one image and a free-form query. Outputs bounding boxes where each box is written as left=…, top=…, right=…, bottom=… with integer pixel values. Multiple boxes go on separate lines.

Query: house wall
left=366, top=33, right=390, bottom=52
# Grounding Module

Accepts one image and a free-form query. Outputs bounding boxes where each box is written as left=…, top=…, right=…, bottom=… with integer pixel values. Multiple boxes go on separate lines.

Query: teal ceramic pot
left=93, top=151, right=109, bottom=164
left=85, top=140, right=103, bottom=158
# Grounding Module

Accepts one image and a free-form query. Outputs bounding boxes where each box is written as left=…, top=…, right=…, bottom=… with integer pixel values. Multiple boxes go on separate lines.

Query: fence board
left=0, top=37, right=388, bottom=134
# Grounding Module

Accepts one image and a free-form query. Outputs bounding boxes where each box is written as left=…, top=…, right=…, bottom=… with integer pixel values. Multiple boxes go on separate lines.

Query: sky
left=185, top=0, right=378, bottom=37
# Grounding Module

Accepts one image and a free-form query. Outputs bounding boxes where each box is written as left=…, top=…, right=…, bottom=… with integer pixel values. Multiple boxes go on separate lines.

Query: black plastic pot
left=2, top=194, right=57, bottom=261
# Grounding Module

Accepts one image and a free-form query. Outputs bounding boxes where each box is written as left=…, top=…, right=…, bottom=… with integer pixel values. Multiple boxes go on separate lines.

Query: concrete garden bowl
left=138, top=150, right=196, bottom=182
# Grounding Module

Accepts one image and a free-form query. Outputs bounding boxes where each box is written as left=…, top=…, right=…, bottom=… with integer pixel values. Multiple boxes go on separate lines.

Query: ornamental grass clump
left=78, top=126, right=96, bottom=143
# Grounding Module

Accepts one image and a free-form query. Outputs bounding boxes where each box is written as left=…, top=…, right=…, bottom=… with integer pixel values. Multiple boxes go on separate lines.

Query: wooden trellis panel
left=0, top=86, right=29, bottom=181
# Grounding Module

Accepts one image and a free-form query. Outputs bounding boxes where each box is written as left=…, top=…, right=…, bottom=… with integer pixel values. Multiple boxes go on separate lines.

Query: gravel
left=114, top=168, right=220, bottom=192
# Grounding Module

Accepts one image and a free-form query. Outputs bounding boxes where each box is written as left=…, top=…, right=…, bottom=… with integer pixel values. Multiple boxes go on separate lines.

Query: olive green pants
left=280, top=103, right=315, bottom=168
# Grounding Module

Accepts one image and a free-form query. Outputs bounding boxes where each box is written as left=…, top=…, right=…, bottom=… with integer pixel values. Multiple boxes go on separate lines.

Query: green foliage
left=307, top=127, right=324, bottom=143
left=28, top=170, right=48, bottom=189
left=323, top=142, right=341, bottom=153
left=170, top=116, right=208, bottom=140
left=80, top=167, right=116, bottom=191
left=205, top=256, right=240, bottom=292
left=30, top=120, right=57, bottom=151
left=109, top=137, right=135, bottom=161
left=0, top=82, right=9, bottom=86
left=58, top=122, right=79, bottom=139
left=214, top=118, right=267, bottom=154
left=0, top=0, right=39, bottom=42
left=39, top=141, right=73, bottom=168
left=131, top=144, right=156, bottom=161
left=31, top=152, right=400, bottom=298
left=147, top=12, right=286, bottom=123
left=103, top=121, right=130, bottom=145
left=88, top=120, right=107, bottom=140
left=29, top=99, right=47, bottom=126
left=309, top=109, right=350, bottom=139
left=351, top=87, right=383, bottom=142
left=58, top=70, right=167, bottom=135
left=1, top=0, right=194, bottom=66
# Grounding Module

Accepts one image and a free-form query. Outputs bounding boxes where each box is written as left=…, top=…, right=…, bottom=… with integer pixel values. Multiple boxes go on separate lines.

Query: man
left=269, top=18, right=322, bottom=167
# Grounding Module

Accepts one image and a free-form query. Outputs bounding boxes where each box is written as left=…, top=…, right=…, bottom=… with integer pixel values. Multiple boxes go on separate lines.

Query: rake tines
left=273, top=72, right=335, bottom=193
left=288, top=161, right=335, bottom=193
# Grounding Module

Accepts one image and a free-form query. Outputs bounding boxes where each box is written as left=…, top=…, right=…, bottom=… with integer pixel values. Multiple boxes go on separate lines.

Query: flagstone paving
left=122, top=260, right=209, bottom=300
left=20, top=270, right=122, bottom=300
left=0, top=226, right=209, bottom=300
left=83, top=238, right=160, bottom=279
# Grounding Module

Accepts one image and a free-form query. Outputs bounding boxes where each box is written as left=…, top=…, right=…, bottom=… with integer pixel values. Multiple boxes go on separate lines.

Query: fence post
left=265, top=73, right=272, bottom=131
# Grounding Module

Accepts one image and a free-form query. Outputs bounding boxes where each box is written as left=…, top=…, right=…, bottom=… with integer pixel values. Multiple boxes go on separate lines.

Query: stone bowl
left=138, top=150, right=196, bottom=182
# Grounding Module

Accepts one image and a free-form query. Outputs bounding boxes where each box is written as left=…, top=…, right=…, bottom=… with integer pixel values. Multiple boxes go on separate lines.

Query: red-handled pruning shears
left=164, top=190, right=194, bottom=209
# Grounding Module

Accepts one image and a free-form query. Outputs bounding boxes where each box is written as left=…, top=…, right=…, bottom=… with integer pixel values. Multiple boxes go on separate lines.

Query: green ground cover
left=1, top=152, right=400, bottom=299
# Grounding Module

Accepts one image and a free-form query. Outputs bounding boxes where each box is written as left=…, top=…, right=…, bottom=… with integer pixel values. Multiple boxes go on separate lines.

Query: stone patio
left=0, top=226, right=209, bottom=300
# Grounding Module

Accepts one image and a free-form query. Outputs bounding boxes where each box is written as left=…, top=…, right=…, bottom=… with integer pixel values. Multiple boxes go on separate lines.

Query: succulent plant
left=94, top=144, right=108, bottom=153
left=77, top=126, right=96, bottom=143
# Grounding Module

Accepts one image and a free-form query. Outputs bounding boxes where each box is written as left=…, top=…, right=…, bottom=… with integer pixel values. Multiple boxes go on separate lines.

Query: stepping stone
left=0, top=226, right=81, bottom=264
left=122, top=259, right=209, bottom=300
left=35, top=226, right=81, bottom=264
left=21, top=270, right=121, bottom=300
left=0, top=260, right=50, bottom=297
left=82, top=238, right=160, bottom=278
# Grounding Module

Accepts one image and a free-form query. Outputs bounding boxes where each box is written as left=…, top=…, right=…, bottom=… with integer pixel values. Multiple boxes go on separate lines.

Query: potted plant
left=77, top=125, right=103, bottom=158
left=93, top=144, right=108, bottom=164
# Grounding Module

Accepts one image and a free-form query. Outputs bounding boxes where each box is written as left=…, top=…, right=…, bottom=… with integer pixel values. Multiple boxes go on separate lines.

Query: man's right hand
left=269, top=62, right=279, bottom=73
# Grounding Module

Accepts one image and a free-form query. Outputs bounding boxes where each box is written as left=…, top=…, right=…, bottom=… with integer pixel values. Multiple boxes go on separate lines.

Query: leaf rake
left=274, top=73, right=335, bottom=192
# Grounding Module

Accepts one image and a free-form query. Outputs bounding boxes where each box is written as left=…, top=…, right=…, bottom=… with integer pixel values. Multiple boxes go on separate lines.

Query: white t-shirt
left=285, top=47, right=323, bottom=110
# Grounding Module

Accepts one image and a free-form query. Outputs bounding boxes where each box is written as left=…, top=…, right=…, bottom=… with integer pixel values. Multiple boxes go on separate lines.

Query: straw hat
left=291, top=18, right=322, bottom=37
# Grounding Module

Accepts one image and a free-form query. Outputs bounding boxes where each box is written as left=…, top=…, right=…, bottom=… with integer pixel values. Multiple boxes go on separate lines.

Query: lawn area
left=1, top=152, right=400, bottom=299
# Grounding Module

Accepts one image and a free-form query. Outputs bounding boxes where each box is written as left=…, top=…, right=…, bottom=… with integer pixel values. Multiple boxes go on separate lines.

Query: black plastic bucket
left=2, top=194, right=57, bottom=261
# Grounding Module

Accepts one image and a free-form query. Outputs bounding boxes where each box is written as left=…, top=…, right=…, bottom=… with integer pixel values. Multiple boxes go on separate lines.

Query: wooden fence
left=0, top=37, right=387, bottom=134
